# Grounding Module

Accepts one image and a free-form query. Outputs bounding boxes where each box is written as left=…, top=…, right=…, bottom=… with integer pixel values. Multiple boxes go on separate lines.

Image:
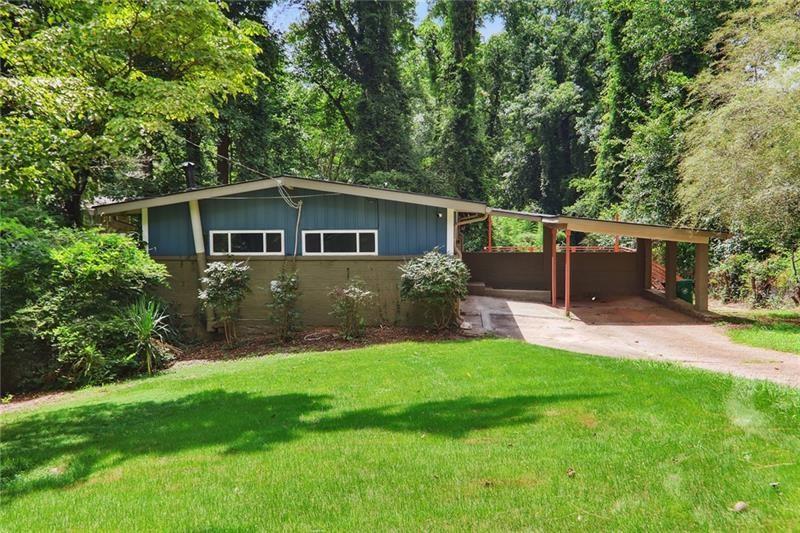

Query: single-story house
left=94, top=175, right=725, bottom=335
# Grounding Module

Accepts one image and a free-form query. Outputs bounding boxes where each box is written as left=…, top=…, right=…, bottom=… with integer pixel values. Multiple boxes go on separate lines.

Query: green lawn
left=717, top=308, right=800, bottom=355
left=728, top=323, right=800, bottom=355
left=2, top=339, right=799, bottom=531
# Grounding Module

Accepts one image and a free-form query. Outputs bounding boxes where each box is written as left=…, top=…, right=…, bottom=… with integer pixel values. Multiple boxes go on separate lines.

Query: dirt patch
left=181, top=326, right=467, bottom=362
left=0, top=390, right=71, bottom=413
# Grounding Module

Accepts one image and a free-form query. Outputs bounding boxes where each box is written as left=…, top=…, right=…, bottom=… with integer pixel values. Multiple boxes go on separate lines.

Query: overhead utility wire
left=174, top=132, right=305, bottom=256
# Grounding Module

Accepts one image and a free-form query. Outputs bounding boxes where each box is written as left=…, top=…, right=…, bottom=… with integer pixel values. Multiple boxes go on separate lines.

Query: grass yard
left=2, top=339, right=799, bottom=531
left=718, top=308, right=800, bottom=355
left=728, top=323, right=800, bottom=355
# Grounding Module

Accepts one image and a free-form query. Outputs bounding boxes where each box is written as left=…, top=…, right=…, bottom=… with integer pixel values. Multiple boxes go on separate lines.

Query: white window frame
left=209, top=230, right=285, bottom=256
left=302, top=229, right=379, bottom=256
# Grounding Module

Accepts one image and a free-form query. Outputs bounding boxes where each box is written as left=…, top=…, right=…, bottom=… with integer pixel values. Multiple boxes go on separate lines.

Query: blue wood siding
left=147, top=187, right=447, bottom=256
left=148, top=203, right=194, bottom=256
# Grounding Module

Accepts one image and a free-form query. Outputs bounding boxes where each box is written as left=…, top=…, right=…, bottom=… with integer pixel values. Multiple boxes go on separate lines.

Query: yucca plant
left=125, top=297, right=173, bottom=375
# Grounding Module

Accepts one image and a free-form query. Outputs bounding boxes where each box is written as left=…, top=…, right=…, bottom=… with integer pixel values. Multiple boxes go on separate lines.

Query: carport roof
left=487, top=208, right=727, bottom=244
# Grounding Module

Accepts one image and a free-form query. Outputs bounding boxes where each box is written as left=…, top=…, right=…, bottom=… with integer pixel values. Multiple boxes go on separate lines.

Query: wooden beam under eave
left=665, top=241, right=677, bottom=299
left=189, top=200, right=214, bottom=333
left=564, top=229, right=572, bottom=316
left=556, top=217, right=713, bottom=244
left=550, top=227, right=557, bottom=307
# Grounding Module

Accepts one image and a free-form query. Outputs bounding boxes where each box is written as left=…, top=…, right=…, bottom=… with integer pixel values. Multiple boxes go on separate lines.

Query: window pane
left=324, top=233, right=357, bottom=253
left=212, top=233, right=228, bottom=254
left=305, top=233, right=321, bottom=253
left=265, top=232, right=282, bottom=253
left=359, top=232, right=376, bottom=253
left=231, top=233, right=264, bottom=253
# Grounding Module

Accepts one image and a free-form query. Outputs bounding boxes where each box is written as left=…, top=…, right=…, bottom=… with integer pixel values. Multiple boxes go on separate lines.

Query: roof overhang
left=544, top=216, right=727, bottom=244
left=93, top=175, right=488, bottom=216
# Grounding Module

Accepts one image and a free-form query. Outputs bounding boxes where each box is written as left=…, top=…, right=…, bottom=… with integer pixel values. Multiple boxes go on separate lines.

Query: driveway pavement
left=462, top=295, right=800, bottom=387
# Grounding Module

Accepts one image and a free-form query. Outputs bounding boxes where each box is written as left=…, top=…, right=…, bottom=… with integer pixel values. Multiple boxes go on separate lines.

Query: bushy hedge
left=399, top=250, right=470, bottom=330
left=710, top=252, right=799, bottom=308
left=1, top=214, right=170, bottom=392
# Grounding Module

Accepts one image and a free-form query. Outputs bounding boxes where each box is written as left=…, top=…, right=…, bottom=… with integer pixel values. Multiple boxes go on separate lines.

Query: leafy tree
left=679, top=0, right=800, bottom=289
left=294, top=0, right=419, bottom=186
left=434, top=0, right=486, bottom=200
left=0, top=0, right=261, bottom=224
left=484, top=0, right=603, bottom=213
left=583, top=0, right=746, bottom=219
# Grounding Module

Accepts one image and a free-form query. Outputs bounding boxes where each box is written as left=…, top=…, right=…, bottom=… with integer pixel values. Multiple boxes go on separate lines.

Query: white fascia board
left=95, top=179, right=281, bottom=215
left=94, top=176, right=488, bottom=216
left=279, top=177, right=487, bottom=212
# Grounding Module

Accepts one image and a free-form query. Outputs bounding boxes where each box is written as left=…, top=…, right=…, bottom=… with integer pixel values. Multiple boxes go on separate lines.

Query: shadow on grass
left=1, top=389, right=604, bottom=499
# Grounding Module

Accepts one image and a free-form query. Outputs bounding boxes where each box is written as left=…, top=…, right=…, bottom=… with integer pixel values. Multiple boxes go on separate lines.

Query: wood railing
left=480, top=245, right=636, bottom=253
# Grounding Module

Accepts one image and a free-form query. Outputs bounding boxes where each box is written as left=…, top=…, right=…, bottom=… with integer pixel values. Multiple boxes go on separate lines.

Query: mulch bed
left=179, top=326, right=472, bottom=362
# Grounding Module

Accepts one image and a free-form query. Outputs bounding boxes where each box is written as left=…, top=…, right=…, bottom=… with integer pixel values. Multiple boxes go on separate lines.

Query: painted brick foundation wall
left=154, top=257, right=424, bottom=338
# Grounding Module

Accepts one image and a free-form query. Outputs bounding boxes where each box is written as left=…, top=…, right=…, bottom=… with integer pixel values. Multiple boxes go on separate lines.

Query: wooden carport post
left=665, top=241, right=677, bottom=299
left=694, top=242, right=709, bottom=312
left=564, top=229, right=571, bottom=316
left=550, top=227, right=557, bottom=307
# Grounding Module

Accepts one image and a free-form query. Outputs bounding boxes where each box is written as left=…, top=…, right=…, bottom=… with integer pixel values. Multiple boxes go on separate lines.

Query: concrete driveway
left=462, top=295, right=800, bottom=387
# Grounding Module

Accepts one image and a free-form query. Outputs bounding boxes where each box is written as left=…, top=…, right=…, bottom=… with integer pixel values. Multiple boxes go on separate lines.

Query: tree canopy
left=2, top=0, right=796, bottom=273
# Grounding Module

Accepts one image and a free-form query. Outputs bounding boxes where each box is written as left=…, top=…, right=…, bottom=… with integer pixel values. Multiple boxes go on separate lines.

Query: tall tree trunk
left=142, top=142, right=155, bottom=181
left=182, top=121, right=202, bottom=189
left=217, top=125, right=231, bottom=184
left=65, top=175, right=88, bottom=227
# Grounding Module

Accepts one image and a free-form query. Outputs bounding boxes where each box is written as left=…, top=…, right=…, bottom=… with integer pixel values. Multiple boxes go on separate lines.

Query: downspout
left=454, top=210, right=490, bottom=258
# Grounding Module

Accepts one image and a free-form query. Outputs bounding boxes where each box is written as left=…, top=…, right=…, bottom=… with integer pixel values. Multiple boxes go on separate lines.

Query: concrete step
left=468, top=283, right=550, bottom=302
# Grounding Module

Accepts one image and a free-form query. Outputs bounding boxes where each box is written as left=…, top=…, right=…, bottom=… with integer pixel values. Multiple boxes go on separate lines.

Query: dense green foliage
left=679, top=0, right=800, bottom=298
left=0, top=209, right=169, bottom=392
left=2, top=339, right=799, bottom=530
left=2, top=0, right=797, bottom=312
left=399, top=251, right=470, bottom=330
left=0, top=0, right=261, bottom=224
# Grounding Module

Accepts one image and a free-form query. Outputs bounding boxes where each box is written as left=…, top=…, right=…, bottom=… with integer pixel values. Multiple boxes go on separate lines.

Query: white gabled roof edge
left=93, top=175, right=488, bottom=215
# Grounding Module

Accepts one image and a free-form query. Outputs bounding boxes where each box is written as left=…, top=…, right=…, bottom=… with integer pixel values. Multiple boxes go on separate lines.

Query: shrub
left=710, top=253, right=751, bottom=303
left=399, top=250, right=470, bottom=330
left=125, top=297, right=175, bottom=374
left=1, top=220, right=170, bottom=392
left=747, top=255, right=790, bottom=308
left=329, top=278, right=373, bottom=339
left=267, top=269, right=301, bottom=343
left=198, top=261, right=251, bottom=344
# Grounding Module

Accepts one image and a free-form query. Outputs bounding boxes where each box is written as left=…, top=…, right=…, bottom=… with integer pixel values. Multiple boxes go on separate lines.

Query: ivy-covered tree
left=435, top=0, right=486, bottom=201
left=294, top=0, right=419, bottom=186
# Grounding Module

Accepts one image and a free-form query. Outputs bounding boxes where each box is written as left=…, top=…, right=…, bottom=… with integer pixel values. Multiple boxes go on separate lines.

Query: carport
left=463, top=210, right=726, bottom=316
